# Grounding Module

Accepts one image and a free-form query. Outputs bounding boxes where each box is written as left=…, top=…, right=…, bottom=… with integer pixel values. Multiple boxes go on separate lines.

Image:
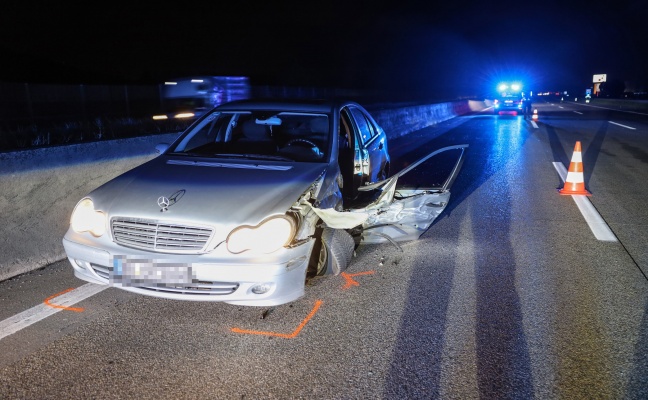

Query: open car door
left=357, top=143, right=468, bottom=243
left=310, top=144, right=468, bottom=243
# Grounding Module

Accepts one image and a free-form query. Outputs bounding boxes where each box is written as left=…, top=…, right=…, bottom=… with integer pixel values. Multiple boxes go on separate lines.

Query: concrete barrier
left=0, top=100, right=483, bottom=282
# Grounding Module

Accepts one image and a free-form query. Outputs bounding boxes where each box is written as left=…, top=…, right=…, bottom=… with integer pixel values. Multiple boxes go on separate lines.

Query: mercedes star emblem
left=157, top=190, right=185, bottom=212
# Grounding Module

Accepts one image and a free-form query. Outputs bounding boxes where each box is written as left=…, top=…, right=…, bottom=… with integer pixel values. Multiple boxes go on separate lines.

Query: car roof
left=214, top=98, right=363, bottom=113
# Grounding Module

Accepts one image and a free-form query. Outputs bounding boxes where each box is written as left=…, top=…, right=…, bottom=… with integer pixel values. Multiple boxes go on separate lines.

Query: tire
left=315, top=227, right=355, bottom=276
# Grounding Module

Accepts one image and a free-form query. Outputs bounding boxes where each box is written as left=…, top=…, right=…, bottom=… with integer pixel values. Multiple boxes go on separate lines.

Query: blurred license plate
left=110, top=256, right=193, bottom=286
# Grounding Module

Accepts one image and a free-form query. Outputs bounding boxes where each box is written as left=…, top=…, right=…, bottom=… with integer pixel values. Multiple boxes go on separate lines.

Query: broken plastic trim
left=359, top=144, right=469, bottom=193
left=308, top=144, right=469, bottom=236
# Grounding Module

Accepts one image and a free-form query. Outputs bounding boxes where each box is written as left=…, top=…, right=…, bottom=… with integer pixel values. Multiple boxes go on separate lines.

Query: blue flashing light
left=496, top=81, right=524, bottom=97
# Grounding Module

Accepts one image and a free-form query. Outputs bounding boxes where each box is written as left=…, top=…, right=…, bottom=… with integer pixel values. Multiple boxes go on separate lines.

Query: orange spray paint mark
left=231, top=299, right=323, bottom=338
left=43, top=288, right=85, bottom=312
left=341, top=271, right=375, bottom=290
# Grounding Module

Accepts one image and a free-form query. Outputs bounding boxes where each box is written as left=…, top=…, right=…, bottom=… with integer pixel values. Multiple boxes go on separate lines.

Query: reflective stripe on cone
left=559, top=141, right=591, bottom=195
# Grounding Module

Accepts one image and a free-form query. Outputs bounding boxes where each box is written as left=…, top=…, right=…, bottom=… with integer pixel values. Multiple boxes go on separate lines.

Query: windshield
left=168, top=110, right=331, bottom=162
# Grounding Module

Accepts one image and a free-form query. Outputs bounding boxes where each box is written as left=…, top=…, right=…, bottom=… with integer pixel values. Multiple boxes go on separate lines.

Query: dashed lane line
left=609, top=121, right=637, bottom=130
left=0, top=283, right=108, bottom=341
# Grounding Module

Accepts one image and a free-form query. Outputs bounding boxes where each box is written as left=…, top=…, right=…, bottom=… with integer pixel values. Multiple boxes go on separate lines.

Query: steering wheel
left=285, top=138, right=323, bottom=158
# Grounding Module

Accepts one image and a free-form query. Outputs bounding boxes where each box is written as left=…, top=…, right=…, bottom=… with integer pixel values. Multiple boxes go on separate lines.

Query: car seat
left=234, top=120, right=278, bottom=154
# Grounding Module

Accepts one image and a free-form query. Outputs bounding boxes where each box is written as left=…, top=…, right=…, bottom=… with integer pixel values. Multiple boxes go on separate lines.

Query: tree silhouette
left=599, top=78, right=625, bottom=98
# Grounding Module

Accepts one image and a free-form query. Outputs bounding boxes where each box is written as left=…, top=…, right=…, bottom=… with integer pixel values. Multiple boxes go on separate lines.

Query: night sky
left=1, top=1, right=647, bottom=100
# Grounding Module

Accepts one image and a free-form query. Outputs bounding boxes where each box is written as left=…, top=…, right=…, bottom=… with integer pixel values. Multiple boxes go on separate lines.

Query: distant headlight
left=174, top=112, right=195, bottom=119
left=227, top=216, right=296, bottom=254
left=70, top=198, right=106, bottom=236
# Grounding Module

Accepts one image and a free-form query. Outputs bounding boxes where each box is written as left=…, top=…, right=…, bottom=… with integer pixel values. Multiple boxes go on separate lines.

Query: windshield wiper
left=168, top=152, right=208, bottom=158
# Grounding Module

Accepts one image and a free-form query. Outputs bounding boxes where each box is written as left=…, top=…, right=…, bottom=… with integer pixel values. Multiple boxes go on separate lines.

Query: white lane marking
left=0, top=283, right=108, bottom=341
left=531, top=121, right=539, bottom=128
left=552, top=162, right=618, bottom=242
left=609, top=121, right=636, bottom=130
left=573, top=111, right=583, bottom=115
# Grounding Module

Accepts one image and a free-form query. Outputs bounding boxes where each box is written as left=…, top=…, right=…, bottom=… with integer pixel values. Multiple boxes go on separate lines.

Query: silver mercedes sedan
left=62, top=99, right=467, bottom=306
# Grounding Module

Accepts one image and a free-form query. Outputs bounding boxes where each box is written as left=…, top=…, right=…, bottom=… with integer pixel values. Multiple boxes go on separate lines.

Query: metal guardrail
left=578, top=98, right=648, bottom=113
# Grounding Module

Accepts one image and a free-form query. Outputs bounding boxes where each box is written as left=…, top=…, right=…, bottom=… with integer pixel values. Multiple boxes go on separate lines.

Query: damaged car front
left=63, top=100, right=379, bottom=306
left=62, top=98, right=468, bottom=307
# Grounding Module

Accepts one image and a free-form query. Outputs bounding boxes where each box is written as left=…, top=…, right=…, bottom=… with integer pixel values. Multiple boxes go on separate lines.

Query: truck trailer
left=153, top=76, right=251, bottom=120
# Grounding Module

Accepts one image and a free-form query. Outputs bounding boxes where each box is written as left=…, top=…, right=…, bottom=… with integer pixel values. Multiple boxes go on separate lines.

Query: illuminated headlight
left=70, top=198, right=106, bottom=236
left=227, top=216, right=296, bottom=254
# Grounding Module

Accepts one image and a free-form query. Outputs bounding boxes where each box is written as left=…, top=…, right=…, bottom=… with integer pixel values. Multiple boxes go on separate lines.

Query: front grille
left=112, top=218, right=213, bottom=253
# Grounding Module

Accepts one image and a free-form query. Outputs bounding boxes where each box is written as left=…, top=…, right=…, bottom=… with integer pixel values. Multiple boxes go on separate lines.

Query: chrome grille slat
left=90, top=263, right=111, bottom=280
left=111, top=218, right=213, bottom=253
left=156, top=225, right=211, bottom=235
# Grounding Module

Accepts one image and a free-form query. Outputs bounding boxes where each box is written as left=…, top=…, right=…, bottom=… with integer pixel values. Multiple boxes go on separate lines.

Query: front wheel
left=309, top=227, right=355, bottom=277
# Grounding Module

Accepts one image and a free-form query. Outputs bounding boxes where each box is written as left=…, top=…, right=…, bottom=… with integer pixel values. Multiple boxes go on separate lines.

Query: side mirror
left=155, top=143, right=170, bottom=154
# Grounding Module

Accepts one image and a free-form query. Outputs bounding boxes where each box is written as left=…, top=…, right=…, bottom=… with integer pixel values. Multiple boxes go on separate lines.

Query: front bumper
left=62, top=235, right=314, bottom=307
left=495, top=105, right=523, bottom=114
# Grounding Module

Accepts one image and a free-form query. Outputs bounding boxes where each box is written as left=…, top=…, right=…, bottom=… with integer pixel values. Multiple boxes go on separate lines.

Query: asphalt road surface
left=1, top=100, right=647, bottom=399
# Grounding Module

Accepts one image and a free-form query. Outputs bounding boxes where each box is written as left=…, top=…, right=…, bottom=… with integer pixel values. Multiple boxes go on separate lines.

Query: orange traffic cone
left=532, top=109, right=538, bottom=120
left=559, top=141, right=591, bottom=195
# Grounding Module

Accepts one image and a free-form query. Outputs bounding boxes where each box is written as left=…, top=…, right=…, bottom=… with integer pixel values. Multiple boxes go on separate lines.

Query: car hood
left=88, top=156, right=328, bottom=229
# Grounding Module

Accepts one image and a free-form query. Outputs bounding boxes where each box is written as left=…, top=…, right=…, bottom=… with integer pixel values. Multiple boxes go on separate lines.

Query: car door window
left=348, top=106, right=375, bottom=145
left=339, top=111, right=352, bottom=149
